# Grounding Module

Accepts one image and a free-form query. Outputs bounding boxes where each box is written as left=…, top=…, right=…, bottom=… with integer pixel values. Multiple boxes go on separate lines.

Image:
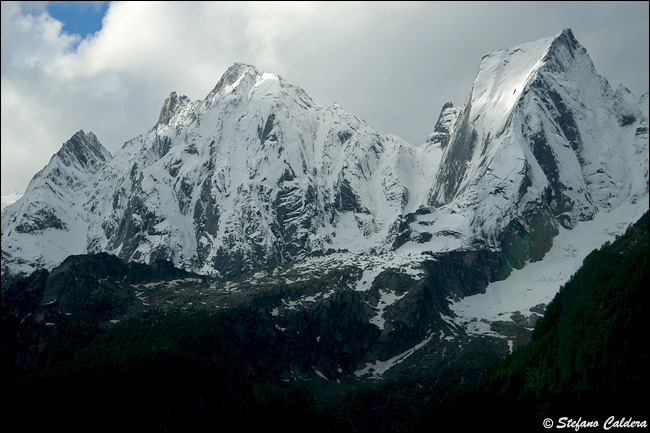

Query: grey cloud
left=1, top=1, right=647, bottom=196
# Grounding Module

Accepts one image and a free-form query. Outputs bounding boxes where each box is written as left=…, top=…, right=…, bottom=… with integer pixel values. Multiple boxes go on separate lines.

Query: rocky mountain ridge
left=1, top=30, right=648, bottom=375
left=3, top=64, right=438, bottom=282
left=2, top=30, right=647, bottom=287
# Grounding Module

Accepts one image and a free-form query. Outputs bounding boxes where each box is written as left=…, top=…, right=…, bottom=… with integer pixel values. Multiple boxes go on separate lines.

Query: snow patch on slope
left=354, top=334, right=433, bottom=379
left=450, top=196, right=648, bottom=334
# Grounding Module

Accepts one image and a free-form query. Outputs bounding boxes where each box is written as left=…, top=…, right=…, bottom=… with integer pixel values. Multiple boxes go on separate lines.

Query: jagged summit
left=53, top=130, right=111, bottom=169
left=1, top=130, right=114, bottom=280
left=28, top=129, right=111, bottom=195
left=3, top=56, right=430, bottom=281
left=204, top=62, right=307, bottom=106
left=404, top=28, right=647, bottom=267
left=468, top=29, right=579, bottom=137
left=543, top=28, right=585, bottom=68
left=157, top=92, right=191, bottom=126
left=427, top=30, right=574, bottom=207
left=209, top=62, right=263, bottom=95
left=151, top=62, right=316, bottom=140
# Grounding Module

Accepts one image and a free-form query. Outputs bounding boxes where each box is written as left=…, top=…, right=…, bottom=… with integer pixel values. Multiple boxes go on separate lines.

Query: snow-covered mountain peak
left=467, top=28, right=599, bottom=138
left=541, top=28, right=590, bottom=72
left=411, top=28, right=647, bottom=268
left=2, top=33, right=647, bottom=287
left=11, top=60, right=432, bottom=279
left=151, top=63, right=316, bottom=143
left=431, top=27, right=643, bottom=205
left=206, top=62, right=290, bottom=101
left=26, top=129, right=112, bottom=196
left=157, top=91, right=192, bottom=126
left=469, top=32, right=556, bottom=137
left=209, top=62, right=261, bottom=95
left=55, top=130, right=112, bottom=169
left=1, top=130, right=114, bottom=280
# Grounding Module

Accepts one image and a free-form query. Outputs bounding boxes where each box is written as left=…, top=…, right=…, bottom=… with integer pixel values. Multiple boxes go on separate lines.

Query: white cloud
left=1, top=1, right=648, bottom=196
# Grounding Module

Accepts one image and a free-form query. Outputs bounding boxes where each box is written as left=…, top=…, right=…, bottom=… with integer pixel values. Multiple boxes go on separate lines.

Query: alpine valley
left=2, top=29, right=648, bottom=432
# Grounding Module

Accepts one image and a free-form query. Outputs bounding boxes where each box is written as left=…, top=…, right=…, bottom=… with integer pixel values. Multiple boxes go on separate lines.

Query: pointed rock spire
left=56, top=130, right=111, bottom=171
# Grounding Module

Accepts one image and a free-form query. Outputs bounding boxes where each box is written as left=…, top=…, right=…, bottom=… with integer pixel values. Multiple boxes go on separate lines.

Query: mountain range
left=3, top=29, right=647, bottom=284
left=1, top=28, right=648, bottom=431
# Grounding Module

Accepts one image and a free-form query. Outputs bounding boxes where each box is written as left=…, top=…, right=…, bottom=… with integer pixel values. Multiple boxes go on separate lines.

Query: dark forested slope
left=410, top=211, right=649, bottom=432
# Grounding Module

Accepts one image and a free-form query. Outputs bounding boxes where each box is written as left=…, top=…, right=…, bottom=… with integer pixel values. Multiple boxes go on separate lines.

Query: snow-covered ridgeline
left=1, top=30, right=648, bottom=288
left=407, top=29, right=648, bottom=266
left=1, top=64, right=441, bottom=280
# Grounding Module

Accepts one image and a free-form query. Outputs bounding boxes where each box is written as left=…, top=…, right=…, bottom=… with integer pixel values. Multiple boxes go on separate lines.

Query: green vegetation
left=4, top=212, right=647, bottom=432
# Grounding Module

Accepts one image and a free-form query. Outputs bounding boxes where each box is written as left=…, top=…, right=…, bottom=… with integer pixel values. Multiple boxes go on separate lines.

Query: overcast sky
left=1, top=1, right=648, bottom=196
